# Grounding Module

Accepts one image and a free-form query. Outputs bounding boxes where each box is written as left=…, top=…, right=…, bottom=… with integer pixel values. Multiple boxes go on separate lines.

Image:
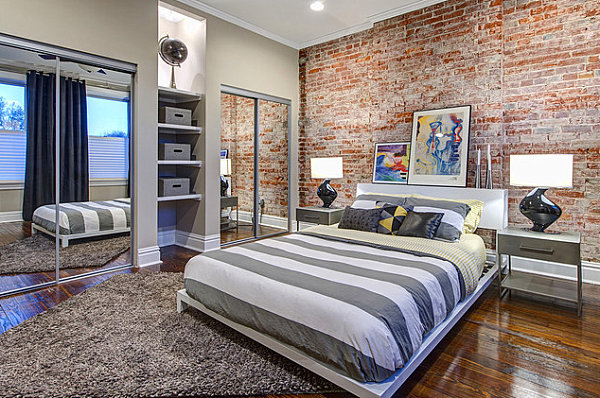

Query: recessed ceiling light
left=310, top=1, right=324, bottom=11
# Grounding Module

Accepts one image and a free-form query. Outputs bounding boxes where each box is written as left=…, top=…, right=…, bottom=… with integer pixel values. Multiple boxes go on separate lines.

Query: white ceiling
left=181, top=0, right=448, bottom=49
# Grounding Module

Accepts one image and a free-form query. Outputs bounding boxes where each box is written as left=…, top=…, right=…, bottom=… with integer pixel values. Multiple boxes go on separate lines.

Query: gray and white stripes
left=32, top=199, right=130, bottom=235
left=184, top=233, right=463, bottom=382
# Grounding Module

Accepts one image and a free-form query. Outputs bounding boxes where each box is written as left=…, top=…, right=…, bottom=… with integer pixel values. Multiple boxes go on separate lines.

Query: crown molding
left=298, top=21, right=374, bottom=49
left=367, top=0, right=448, bottom=24
left=173, top=0, right=301, bottom=49
left=174, top=0, right=450, bottom=50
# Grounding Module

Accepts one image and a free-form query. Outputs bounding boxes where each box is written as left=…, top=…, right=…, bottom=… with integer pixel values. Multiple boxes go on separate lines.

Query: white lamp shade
left=311, top=157, right=343, bottom=179
left=220, top=158, right=231, bottom=176
left=510, top=154, right=573, bottom=188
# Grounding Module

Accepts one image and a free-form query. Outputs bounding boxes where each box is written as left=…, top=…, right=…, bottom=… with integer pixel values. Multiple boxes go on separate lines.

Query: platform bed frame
left=31, top=223, right=131, bottom=248
left=177, top=184, right=508, bottom=398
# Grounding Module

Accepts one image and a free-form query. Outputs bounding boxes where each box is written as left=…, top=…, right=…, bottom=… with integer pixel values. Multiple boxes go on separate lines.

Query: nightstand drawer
left=497, top=234, right=580, bottom=265
left=296, top=209, right=329, bottom=224
left=296, top=207, right=344, bottom=225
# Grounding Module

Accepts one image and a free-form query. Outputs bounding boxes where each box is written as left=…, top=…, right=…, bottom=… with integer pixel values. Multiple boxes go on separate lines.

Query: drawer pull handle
left=304, top=215, right=320, bottom=220
left=520, top=245, right=554, bottom=255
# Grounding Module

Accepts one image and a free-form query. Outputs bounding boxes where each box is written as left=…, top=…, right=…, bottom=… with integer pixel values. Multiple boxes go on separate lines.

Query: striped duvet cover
left=32, top=198, right=130, bottom=235
left=183, top=229, right=485, bottom=382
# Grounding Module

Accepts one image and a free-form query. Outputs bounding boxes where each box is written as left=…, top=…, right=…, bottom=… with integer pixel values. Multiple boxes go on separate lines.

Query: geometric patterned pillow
left=377, top=205, right=410, bottom=235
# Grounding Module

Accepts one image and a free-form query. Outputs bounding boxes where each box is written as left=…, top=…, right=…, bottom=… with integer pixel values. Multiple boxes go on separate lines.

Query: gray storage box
left=159, top=143, right=191, bottom=161
left=159, top=178, right=190, bottom=197
left=159, top=106, right=192, bottom=125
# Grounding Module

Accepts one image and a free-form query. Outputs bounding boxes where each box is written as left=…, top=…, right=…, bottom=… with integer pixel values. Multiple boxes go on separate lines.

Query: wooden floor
left=1, top=244, right=599, bottom=398
left=220, top=222, right=287, bottom=245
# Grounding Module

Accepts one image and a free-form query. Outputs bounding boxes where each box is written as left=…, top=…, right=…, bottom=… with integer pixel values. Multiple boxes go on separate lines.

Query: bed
left=31, top=198, right=131, bottom=248
left=177, top=184, right=508, bottom=398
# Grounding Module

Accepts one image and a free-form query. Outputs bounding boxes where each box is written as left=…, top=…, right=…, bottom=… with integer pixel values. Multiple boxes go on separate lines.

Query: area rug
left=0, top=234, right=130, bottom=275
left=0, top=272, right=340, bottom=397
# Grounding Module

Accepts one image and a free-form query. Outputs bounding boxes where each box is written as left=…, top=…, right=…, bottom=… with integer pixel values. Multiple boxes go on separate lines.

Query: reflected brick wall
left=299, top=0, right=600, bottom=261
left=221, top=94, right=288, bottom=218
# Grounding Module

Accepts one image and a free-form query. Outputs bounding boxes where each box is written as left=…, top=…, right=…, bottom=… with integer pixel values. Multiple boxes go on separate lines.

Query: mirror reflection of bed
left=0, top=42, right=133, bottom=294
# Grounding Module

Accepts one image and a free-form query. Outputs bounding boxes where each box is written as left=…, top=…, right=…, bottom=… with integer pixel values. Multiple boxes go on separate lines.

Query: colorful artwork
left=408, top=106, right=471, bottom=187
left=372, top=142, right=410, bottom=184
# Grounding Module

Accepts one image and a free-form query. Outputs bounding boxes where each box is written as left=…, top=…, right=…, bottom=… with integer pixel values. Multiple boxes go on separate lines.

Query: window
left=87, top=96, right=130, bottom=180
left=0, top=83, right=130, bottom=183
left=0, top=82, right=26, bottom=182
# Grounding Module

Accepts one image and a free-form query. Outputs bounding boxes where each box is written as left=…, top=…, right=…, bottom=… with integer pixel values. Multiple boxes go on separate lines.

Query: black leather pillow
left=396, top=211, right=443, bottom=239
left=338, top=206, right=381, bottom=233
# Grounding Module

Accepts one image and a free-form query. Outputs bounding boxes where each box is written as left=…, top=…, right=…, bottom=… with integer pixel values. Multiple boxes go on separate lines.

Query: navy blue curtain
left=59, top=76, right=89, bottom=204
left=22, top=71, right=89, bottom=221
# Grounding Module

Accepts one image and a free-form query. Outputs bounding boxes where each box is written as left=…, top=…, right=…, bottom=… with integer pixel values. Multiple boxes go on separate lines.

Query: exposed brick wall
left=221, top=93, right=254, bottom=213
left=258, top=99, right=289, bottom=218
left=221, top=94, right=288, bottom=218
left=299, top=0, right=600, bottom=261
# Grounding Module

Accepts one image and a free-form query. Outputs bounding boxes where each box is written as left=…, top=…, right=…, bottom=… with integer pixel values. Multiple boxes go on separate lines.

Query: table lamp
left=310, top=157, right=343, bottom=208
left=510, top=154, right=573, bottom=232
left=220, top=158, right=231, bottom=197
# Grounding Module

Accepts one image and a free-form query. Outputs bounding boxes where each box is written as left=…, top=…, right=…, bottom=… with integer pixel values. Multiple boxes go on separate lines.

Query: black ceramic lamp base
left=220, top=177, right=229, bottom=197
left=519, top=188, right=562, bottom=232
left=317, top=179, right=337, bottom=208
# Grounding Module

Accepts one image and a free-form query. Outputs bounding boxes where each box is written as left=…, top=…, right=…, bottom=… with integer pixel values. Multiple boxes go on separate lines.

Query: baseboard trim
left=237, top=210, right=290, bottom=230
left=0, top=211, right=23, bottom=223
left=137, top=246, right=162, bottom=268
left=158, top=226, right=176, bottom=247
left=175, top=231, right=220, bottom=253
left=487, top=250, right=600, bottom=285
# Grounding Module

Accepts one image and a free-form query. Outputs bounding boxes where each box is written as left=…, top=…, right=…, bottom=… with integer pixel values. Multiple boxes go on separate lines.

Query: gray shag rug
left=0, top=234, right=130, bottom=275
left=0, top=272, right=340, bottom=397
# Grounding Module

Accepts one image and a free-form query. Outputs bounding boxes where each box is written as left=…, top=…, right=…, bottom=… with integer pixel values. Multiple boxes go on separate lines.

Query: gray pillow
left=403, top=197, right=471, bottom=241
left=351, top=194, right=406, bottom=209
left=338, top=206, right=381, bottom=233
left=396, top=211, right=443, bottom=239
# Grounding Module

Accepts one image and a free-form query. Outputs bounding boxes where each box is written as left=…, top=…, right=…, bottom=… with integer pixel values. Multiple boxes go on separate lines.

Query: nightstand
left=497, top=226, right=582, bottom=315
left=296, top=206, right=345, bottom=231
left=220, top=196, right=239, bottom=231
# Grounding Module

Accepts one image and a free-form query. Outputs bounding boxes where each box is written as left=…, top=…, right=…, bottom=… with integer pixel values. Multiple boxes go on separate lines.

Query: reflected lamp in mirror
left=310, top=157, right=343, bottom=208
left=509, top=154, right=573, bottom=232
left=220, top=158, right=231, bottom=197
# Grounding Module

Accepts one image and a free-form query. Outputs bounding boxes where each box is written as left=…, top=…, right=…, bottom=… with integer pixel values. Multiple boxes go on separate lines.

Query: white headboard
left=356, top=183, right=508, bottom=230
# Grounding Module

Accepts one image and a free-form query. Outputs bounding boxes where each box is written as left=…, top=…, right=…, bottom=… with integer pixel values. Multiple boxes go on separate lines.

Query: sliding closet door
left=0, top=44, right=58, bottom=295
left=256, top=99, right=289, bottom=238
left=57, top=60, right=133, bottom=279
left=220, top=92, right=256, bottom=243
left=220, top=87, right=291, bottom=245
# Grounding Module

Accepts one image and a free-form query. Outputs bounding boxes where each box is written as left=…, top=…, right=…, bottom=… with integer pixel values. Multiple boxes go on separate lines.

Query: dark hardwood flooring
left=1, top=243, right=600, bottom=398
left=220, top=222, right=287, bottom=245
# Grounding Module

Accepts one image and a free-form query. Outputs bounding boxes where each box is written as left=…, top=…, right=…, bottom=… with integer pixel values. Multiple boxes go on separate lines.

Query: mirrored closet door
left=257, top=99, right=289, bottom=239
left=57, top=59, right=133, bottom=280
left=0, top=36, right=135, bottom=297
left=219, top=87, right=291, bottom=245
left=0, top=43, right=59, bottom=294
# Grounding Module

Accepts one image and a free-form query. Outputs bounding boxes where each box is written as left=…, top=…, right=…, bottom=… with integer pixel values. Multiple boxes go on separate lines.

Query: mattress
left=183, top=226, right=486, bottom=382
left=32, top=198, right=130, bottom=235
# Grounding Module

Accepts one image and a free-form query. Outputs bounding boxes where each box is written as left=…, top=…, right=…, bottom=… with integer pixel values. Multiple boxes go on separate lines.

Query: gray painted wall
left=0, top=184, right=129, bottom=214
left=0, top=0, right=159, bottom=265
left=165, top=1, right=300, bottom=247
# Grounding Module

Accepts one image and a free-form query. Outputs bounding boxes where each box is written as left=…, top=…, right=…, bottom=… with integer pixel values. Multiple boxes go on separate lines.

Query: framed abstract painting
left=372, top=142, right=411, bottom=184
left=408, top=105, right=471, bottom=187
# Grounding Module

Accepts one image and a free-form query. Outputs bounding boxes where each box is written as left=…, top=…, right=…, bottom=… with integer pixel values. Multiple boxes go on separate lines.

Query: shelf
left=158, top=123, right=203, bottom=134
left=501, top=272, right=578, bottom=303
left=157, top=193, right=203, bottom=202
left=158, top=86, right=203, bottom=103
left=158, top=160, right=203, bottom=167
